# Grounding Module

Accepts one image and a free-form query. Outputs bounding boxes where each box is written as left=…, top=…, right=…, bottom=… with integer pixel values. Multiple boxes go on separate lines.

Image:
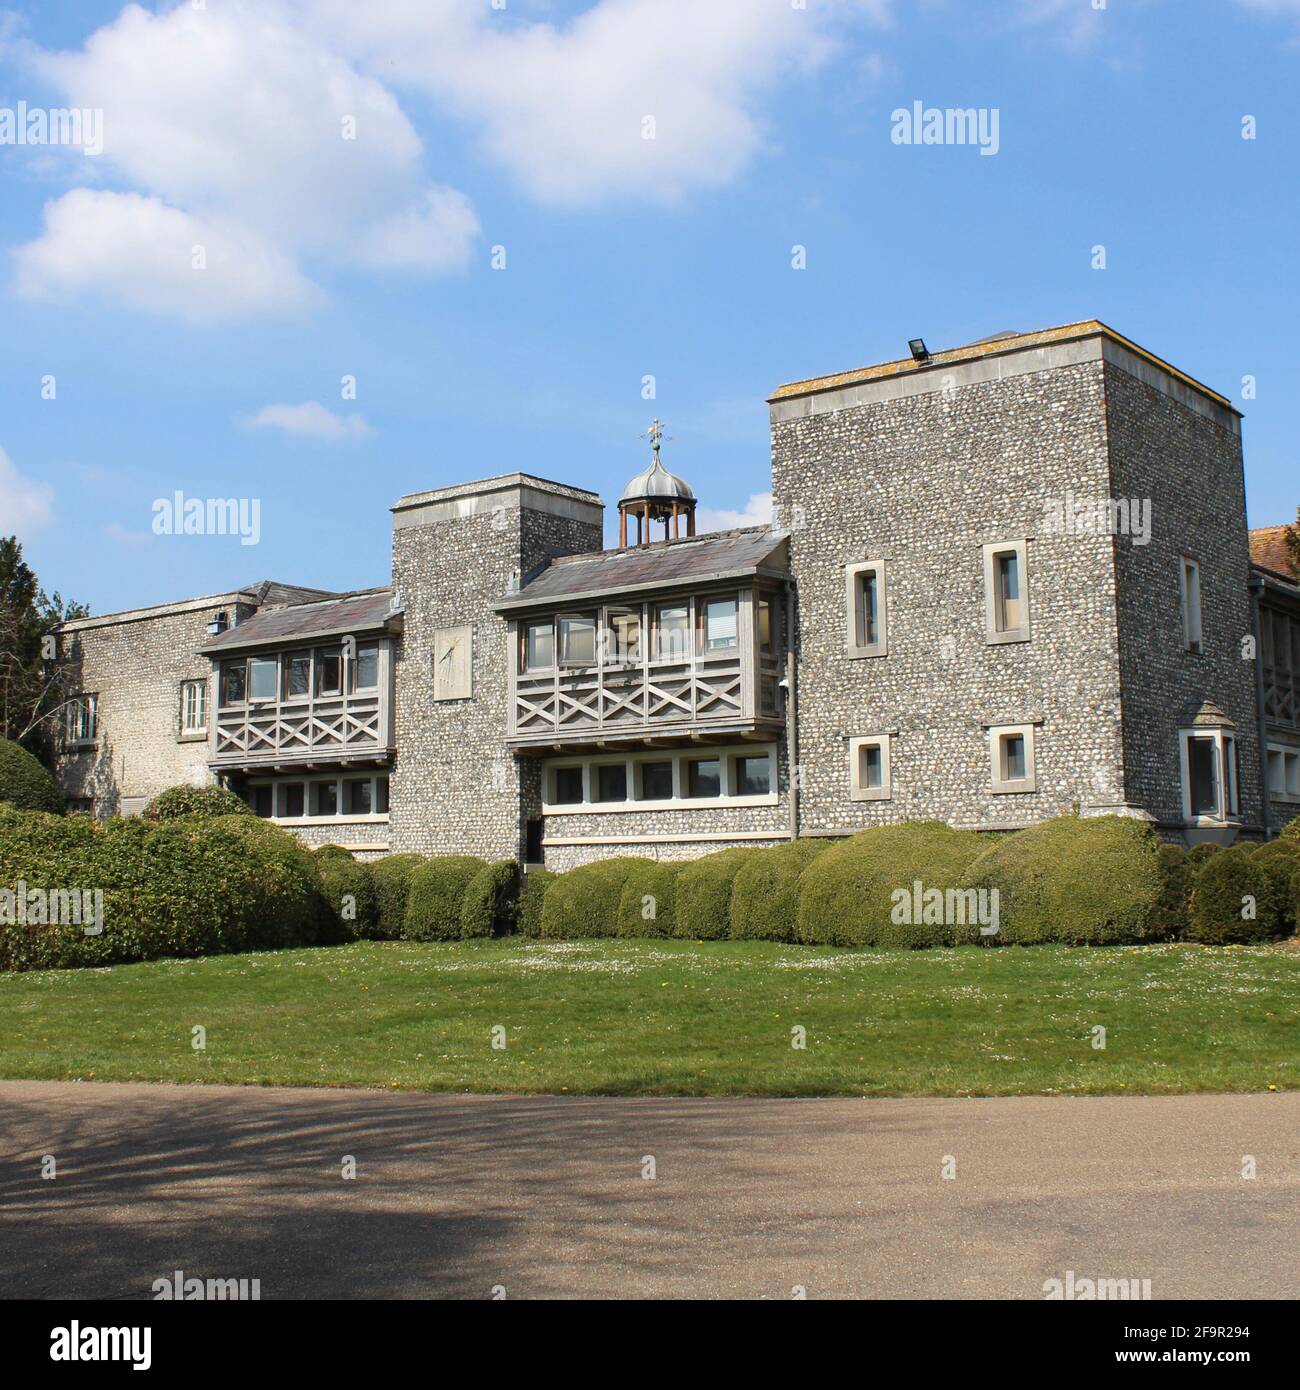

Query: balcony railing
left=213, top=691, right=388, bottom=766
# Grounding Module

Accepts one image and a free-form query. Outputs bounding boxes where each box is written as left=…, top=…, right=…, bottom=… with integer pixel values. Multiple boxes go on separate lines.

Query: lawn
left=0, top=938, right=1296, bottom=1096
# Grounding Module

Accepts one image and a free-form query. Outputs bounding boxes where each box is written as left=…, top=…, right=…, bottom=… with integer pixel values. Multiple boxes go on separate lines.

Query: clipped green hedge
left=143, top=784, right=252, bottom=821
left=369, top=853, right=425, bottom=939
left=0, top=805, right=326, bottom=970
left=0, top=738, right=62, bottom=814
left=1149, top=843, right=1193, bottom=940
left=616, top=860, right=681, bottom=938
left=796, top=823, right=987, bottom=948
left=729, top=839, right=828, bottom=942
left=1248, top=840, right=1300, bottom=936
left=1186, top=842, right=1223, bottom=870
left=673, top=848, right=752, bottom=940
left=518, top=868, right=553, bottom=938
left=1187, top=844, right=1283, bottom=944
left=313, top=845, right=379, bottom=943
left=460, top=860, right=520, bottom=939
left=405, top=855, right=487, bottom=941
left=540, top=856, right=650, bottom=939
left=966, top=815, right=1166, bottom=946
left=1278, top=815, right=1300, bottom=843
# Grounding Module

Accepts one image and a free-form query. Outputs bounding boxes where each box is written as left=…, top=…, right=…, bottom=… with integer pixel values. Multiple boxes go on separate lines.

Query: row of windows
left=521, top=593, right=776, bottom=673
left=849, top=724, right=1037, bottom=802
left=219, top=644, right=380, bottom=707
left=544, top=747, right=776, bottom=810
left=242, top=773, right=390, bottom=820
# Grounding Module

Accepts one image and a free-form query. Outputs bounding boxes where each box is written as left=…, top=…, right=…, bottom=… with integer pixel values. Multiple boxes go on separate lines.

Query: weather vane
left=642, top=418, right=673, bottom=459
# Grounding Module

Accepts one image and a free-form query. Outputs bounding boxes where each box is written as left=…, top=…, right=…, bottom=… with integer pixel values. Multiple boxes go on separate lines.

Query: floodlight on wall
left=908, top=338, right=930, bottom=363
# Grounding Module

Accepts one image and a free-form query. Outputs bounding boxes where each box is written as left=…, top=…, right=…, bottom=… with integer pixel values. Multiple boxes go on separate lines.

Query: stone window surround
left=848, top=732, right=892, bottom=801
left=1265, top=741, right=1300, bottom=802
left=177, top=676, right=208, bottom=742
left=540, top=741, right=779, bottom=814
left=844, top=560, right=887, bottom=659
left=64, top=692, right=98, bottom=748
left=1179, top=726, right=1239, bottom=824
left=982, top=539, right=1031, bottom=645
left=1179, top=554, right=1203, bottom=654
left=243, top=770, right=391, bottom=825
left=987, top=720, right=1038, bottom=794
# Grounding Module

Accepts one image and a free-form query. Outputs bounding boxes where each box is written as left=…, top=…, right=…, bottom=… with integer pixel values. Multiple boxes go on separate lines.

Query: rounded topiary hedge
left=539, top=856, right=650, bottom=939
left=312, top=845, right=379, bottom=942
left=1149, top=843, right=1193, bottom=939
left=1247, top=840, right=1300, bottom=936
left=967, top=815, right=1165, bottom=945
left=460, top=860, right=520, bottom=939
left=1186, top=842, right=1223, bottom=871
left=518, top=867, right=554, bottom=938
left=673, top=848, right=752, bottom=940
left=1187, top=844, right=1283, bottom=944
left=615, top=860, right=681, bottom=938
left=201, top=815, right=329, bottom=948
left=369, top=853, right=425, bottom=938
left=405, top=855, right=488, bottom=941
left=729, top=839, right=827, bottom=942
left=142, top=784, right=253, bottom=821
left=796, top=823, right=987, bottom=948
left=1278, top=815, right=1300, bottom=843
left=0, top=738, right=63, bottom=814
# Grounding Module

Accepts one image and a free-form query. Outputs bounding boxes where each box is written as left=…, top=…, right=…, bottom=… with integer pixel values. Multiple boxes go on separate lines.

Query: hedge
left=616, top=860, right=681, bottom=938
left=0, top=805, right=325, bottom=970
left=405, top=855, right=488, bottom=941
left=1149, top=843, right=1193, bottom=940
left=729, top=839, right=828, bottom=942
left=797, top=823, right=987, bottom=947
left=673, top=848, right=752, bottom=940
left=1279, top=815, right=1300, bottom=844
left=0, top=738, right=62, bottom=814
left=142, top=784, right=252, bottom=821
left=460, top=860, right=520, bottom=939
left=518, top=867, right=554, bottom=938
left=1186, top=842, right=1223, bottom=871
left=1248, top=840, right=1300, bottom=935
left=369, top=853, right=425, bottom=939
left=1187, top=845, right=1283, bottom=944
left=313, top=845, right=379, bottom=943
left=539, top=856, right=649, bottom=939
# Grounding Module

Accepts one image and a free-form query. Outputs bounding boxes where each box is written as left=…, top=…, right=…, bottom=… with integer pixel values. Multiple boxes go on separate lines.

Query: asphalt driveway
left=1, top=1082, right=1296, bottom=1299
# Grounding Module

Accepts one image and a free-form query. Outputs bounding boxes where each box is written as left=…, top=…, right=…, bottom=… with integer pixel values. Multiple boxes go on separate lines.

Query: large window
left=732, top=753, right=771, bottom=796
left=65, top=693, right=98, bottom=744
left=524, top=620, right=555, bottom=671
left=637, top=760, right=674, bottom=800
left=656, top=604, right=691, bottom=661
left=594, top=763, right=628, bottom=802
left=845, top=560, right=887, bottom=658
left=559, top=614, right=597, bottom=666
left=1179, top=727, right=1238, bottom=821
left=541, top=745, right=778, bottom=812
left=983, top=541, right=1030, bottom=644
left=700, top=597, right=738, bottom=653
left=248, top=657, right=278, bottom=702
left=552, top=765, right=584, bottom=804
left=1180, top=557, right=1203, bottom=653
left=686, top=757, right=722, bottom=798
left=179, top=679, right=207, bottom=734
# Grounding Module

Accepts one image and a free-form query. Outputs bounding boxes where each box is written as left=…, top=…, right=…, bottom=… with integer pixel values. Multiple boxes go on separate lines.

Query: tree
left=1285, top=506, right=1300, bottom=581
left=0, top=536, right=89, bottom=761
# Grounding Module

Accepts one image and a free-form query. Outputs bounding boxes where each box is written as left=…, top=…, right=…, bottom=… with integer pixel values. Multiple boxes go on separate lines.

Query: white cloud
left=247, top=401, right=372, bottom=442
left=697, top=490, right=773, bottom=534
left=357, top=186, right=480, bottom=273
left=0, top=447, right=55, bottom=535
left=15, top=189, right=318, bottom=321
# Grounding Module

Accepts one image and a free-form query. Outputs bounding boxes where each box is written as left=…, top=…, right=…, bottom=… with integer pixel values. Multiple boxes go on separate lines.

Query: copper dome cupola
left=618, top=419, right=697, bottom=548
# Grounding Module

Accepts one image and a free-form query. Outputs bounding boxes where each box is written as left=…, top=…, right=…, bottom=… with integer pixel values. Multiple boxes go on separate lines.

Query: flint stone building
left=54, top=322, right=1298, bottom=862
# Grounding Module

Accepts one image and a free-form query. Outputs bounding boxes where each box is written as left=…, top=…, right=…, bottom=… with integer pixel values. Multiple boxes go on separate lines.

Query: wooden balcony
left=212, top=690, right=391, bottom=769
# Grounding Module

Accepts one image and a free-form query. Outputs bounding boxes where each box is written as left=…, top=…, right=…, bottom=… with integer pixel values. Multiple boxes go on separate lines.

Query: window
left=1180, top=557, right=1203, bottom=653
left=638, top=760, right=674, bottom=800
left=281, top=783, right=305, bottom=818
left=700, top=597, right=738, bottom=653
left=552, top=765, right=584, bottom=805
left=220, top=661, right=246, bottom=706
left=248, top=657, right=278, bottom=702
left=559, top=614, right=597, bottom=666
left=345, top=779, right=372, bottom=815
left=524, top=621, right=554, bottom=671
left=983, top=541, right=1030, bottom=643
left=733, top=754, right=771, bottom=796
left=758, top=598, right=775, bottom=655
left=351, top=643, right=379, bottom=691
left=686, top=757, right=721, bottom=798
left=849, top=734, right=891, bottom=802
left=310, top=781, right=339, bottom=817
left=248, top=785, right=273, bottom=818
left=1179, top=727, right=1238, bottom=821
left=376, top=777, right=390, bottom=814
left=315, top=648, right=342, bottom=696
left=283, top=652, right=311, bottom=700
left=1267, top=744, right=1300, bottom=801
left=607, top=610, right=642, bottom=664
left=594, top=763, right=628, bottom=803
left=656, top=604, right=691, bottom=661
left=989, top=722, right=1037, bottom=794
left=845, top=560, right=887, bottom=657
left=65, top=694, right=97, bottom=744
left=179, top=679, right=207, bottom=734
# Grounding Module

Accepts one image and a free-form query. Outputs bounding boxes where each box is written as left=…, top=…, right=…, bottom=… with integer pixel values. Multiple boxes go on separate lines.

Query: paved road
left=1, top=1082, right=1296, bottom=1299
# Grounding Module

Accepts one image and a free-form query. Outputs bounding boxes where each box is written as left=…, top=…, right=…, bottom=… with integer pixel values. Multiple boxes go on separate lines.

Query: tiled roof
left=1249, top=525, right=1298, bottom=581
left=497, top=529, right=790, bottom=611
left=198, top=588, right=396, bottom=652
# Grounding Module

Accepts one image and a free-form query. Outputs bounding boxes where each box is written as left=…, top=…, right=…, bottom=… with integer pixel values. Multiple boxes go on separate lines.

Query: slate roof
left=497, top=529, right=790, bottom=612
left=1249, top=525, right=1298, bottom=583
left=198, top=588, right=396, bottom=652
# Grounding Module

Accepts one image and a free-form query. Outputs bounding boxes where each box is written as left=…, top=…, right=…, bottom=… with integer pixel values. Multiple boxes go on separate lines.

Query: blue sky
left=1, top=0, right=1297, bottom=615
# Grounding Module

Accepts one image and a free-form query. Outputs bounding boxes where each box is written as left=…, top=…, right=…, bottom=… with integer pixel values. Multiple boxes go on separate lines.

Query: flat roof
left=768, top=320, right=1238, bottom=414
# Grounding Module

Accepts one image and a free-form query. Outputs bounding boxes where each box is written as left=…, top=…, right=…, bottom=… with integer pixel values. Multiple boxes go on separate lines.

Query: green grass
left=1, top=938, right=1296, bottom=1096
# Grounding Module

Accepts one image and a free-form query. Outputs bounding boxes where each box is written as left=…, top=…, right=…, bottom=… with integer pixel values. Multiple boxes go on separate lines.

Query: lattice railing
left=214, top=693, right=384, bottom=761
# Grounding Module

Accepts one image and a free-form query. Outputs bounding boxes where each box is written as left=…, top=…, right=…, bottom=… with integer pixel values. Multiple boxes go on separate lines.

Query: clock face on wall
left=433, top=624, right=472, bottom=701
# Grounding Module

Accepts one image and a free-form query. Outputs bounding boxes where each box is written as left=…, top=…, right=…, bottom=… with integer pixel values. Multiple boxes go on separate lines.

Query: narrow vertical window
left=180, top=679, right=207, bottom=733
left=845, top=560, right=887, bottom=657
left=524, top=620, right=554, bottom=671
left=1180, top=557, right=1203, bottom=653
left=983, top=541, right=1030, bottom=643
